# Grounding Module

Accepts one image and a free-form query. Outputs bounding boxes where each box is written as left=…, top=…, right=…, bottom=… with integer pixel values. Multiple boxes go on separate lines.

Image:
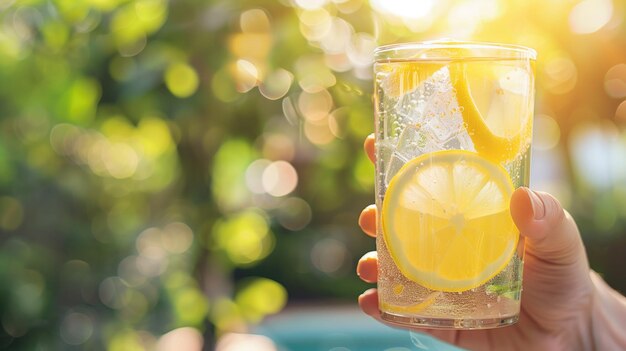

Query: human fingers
left=510, top=187, right=586, bottom=266
left=356, top=251, right=378, bottom=283
left=364, top=134, right=375, bottom=164
left=510, top=186, right=593, bottom=325
left=358, top=288, right=381, bottom=319
left=358, top=205, right=377, bottom=238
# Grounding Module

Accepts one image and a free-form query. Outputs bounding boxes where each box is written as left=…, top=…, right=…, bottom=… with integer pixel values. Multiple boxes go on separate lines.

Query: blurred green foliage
left=0, top=0, right=625, bottom=349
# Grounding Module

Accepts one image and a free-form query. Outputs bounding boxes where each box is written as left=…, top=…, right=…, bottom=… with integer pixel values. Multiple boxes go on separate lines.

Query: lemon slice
left=452, top=62, right=533, bottom=163
left=382, top=150, right=518, bottom=292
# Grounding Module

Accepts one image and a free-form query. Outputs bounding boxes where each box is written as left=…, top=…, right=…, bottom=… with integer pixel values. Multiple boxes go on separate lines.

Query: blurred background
left=0, top=0, right=625, bottom=349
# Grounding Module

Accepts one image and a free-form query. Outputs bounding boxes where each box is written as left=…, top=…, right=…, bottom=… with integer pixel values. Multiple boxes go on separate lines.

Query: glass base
left=380, top=311, right=519, bottom=330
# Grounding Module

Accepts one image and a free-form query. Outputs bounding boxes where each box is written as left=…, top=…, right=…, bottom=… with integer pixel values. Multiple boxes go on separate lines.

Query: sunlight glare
left=370, top=0, right=434, bottom=20
left=569, top=0, right=613, bottom=34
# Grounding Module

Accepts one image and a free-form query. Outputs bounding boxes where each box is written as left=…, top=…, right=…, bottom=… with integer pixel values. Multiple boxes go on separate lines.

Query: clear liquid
left=374, top=59, right=534, bottom=329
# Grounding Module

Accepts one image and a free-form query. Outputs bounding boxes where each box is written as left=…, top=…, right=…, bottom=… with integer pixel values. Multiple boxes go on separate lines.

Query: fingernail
left=362, top=251, right=377, bottom=260
left=358, top=291, right=366, bottom=303
left=358, top=205, right=377, bottom=234
left=356, top=251, right=377, bottom=278
left=526, top=188, right=545, bottom=220
left=359, top=288, right=377, bottom=298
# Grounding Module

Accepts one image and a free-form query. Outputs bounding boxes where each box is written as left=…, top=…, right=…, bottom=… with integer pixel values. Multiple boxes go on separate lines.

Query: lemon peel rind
left=451, top=63, right=532, bottom=164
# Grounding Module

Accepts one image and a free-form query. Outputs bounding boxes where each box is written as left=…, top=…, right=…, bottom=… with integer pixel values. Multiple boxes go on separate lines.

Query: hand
left=356, top=134, right=599, bottom=350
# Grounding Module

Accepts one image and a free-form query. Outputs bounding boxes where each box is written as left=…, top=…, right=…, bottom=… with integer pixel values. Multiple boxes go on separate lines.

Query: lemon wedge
left=382, top=150, right=518, bottom=292
left=452, top=62, right=533, bottom=163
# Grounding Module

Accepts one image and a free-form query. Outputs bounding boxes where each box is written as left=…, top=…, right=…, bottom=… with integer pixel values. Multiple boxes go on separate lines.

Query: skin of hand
left=356, top=134, right=626, bottom=351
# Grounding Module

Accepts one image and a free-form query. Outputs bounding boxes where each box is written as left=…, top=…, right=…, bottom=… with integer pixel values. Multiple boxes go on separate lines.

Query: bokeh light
left=162, top=222, right=194, bottom=254
left=99, top=277, right=130, bottom=310
left=135, top=228, right=169, bottom=277
left=311, top=238, right=349, bottom=275
left=240, top=9, right=271, bottom=33
left=60, top=312, right=94, bottom=345
left=233, top=59, right=260, bottom=93
left=212, top=139, right=256, bottom=211
left=262, top=161, right=298, bottom=197
left=320, top=18, right=353, bottom=56
left=543, top=54, right=577, bottom=95
left=165, top=63, right=199, bottom=98
left=616, top=100, right=626, bottom=121
left=261, top=133, right=296, bottom=161
left=569, top=120, right=626, bottom=190
left=246, top=159, right=273, bottom=194
left=295, top=0, right=329, bottom=11
left=215, top=333, right=278, bottom=351
left=276, top=197, right=313, bottom=230
left=568, top=0, right=613, bottom=34
left=259, top=69, right=294, bottom=100
left=295, top=55, right=337, bottom=92
left=211, top=298, right=246, bottom=333
left=533, top=114, right=561, bottom=150
left=118, top=256, right=147, bottom=287
left=235, top=278, right=288, bottom=322
left=370, top=0, right=434, bottom=20
left=213, top=210, right=275, bottom=266
left=299, top=90, right=333, bottom=122
left=299, top=8, right=332, bottom=41
left=605, top=64, right=626, bottom=99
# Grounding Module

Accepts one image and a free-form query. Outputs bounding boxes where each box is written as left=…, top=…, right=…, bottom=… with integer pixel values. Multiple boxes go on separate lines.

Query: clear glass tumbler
left=373, top=41, right=536, bottom=329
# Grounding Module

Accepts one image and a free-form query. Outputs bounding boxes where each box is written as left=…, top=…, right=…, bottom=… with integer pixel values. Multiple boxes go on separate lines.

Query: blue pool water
left=254, top=306, right=466, bottom=351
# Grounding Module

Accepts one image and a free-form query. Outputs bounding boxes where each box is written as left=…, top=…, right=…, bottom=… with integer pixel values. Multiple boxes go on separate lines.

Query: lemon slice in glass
left=452, top=62, right=534, bottom=163
left=382, top=150, right=518, bottom=292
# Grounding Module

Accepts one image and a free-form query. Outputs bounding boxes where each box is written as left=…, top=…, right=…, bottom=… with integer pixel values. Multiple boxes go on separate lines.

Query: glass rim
left=374, top=40, right=537, bottom=61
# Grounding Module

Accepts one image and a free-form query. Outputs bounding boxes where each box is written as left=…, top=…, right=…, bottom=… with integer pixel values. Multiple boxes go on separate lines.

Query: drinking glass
left=373, top=41, right=536, bottom=329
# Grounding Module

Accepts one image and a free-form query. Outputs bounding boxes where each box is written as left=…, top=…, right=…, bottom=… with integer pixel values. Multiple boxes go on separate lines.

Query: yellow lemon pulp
left=382, top=150, right=518, bottom=292
left=451, top=62, right=533, bottom=163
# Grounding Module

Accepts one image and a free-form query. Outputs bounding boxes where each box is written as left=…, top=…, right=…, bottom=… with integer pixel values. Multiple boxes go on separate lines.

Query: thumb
left=510, top=187, right=584, bottom=266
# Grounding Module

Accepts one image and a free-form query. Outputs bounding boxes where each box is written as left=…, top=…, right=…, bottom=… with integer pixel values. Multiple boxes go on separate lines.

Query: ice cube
left=381, top=65, right=475, bottom=187
left=394, top=88, right=426, bottom=127
left=394, top=68, right=452, bottom=122
left=384, top=66, right=456, bottom=141
left=422, top=110, right=464, bottom=144
left=396, top=120, right=466, bottom=158
left=384, top=124, right=443, bottom=186
left=385, top=152, right=408, bottom=186
left=394, top=124, right=430, bottom=160
left=442, top=131, right=475, bottom=151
